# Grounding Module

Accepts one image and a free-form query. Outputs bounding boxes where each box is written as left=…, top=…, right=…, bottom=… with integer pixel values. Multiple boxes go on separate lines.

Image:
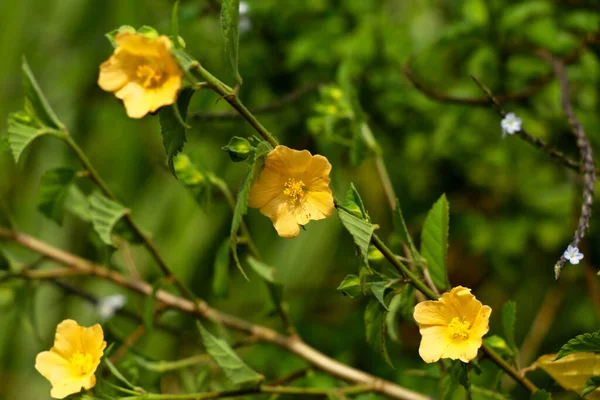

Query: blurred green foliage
left=0, top=0, right=599, bottom=399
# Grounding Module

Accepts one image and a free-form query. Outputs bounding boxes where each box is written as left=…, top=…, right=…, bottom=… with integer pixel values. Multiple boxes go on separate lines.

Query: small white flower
left=500, top=112, right=522, bottom=137
left=563, top=245, right=584, bottom=265
left=239, top=1, right=249, bottom=15
left=97, top=294, right=127, bottom=320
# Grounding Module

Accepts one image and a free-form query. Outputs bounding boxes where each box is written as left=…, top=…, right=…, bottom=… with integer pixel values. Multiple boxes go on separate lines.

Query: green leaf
left=337, top=194, right=374, bottom=265
left=213, top=238, right=231, bottom=298
left=556, top=331, right=600, bottom=360
left=369, top=282, right=388, bottom=310
left=337, top=274, right=362, bottom=298
left=230, top=141, right=271, bottom=279
left=37, top=168, right=75, bottom=225
left=342, top=182, right=368, bottom=218
left=7, top=115, right=55, bottom=163
left=159, top=88, right=195, bottom=177
left=143, top=280, right=162, bottom=331
left=173, top=154, right=213, bottom=207
left=420, top=194, right=450, bottom=290
left=364, top=298, right=393, bottom=369
left=89, top=192, right=129, bottom=246
left=220, top=0, right=242, bottom=84
left=196, top=321, right=263, bottom=387
left=582, top=376, right=600, bottom=398
left=21, top=57, right=63, bottom=129
left=448, top=360, right=469, bottom=390
left=502, top=301, right=517, bottom=352
left=386, top=285, right=415, bottom=343
left=64, top=185, right=92, bottom=222
left=393, top=198, right=418, bottom=257
left=483, top=335, right=514, bottom=360
left=530, top=389, right=552, bottom=400
left=246, top=256, right=283, bottom=308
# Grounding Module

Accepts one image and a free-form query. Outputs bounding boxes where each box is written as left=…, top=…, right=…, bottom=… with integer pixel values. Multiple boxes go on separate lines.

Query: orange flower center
left=448, top=317, right=471, bottom=340
left=136, top=64, right=164, bottom=88
left=283, top=178, right=305, bottom=201
left=70, top=351, right=94, bottom=376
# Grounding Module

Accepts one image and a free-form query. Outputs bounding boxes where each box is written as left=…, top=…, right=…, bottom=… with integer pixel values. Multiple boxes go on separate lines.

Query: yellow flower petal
left=414, top=286, right=491, bottom=364
left=413, top=300, right=455, bottom=326
left=418, top=326, right=450, bottom=363
left=116, top=82, right=153, bottom=119
left=36, top=319, right=105, bottom=399
left=248, top=145, right=334, bottom=238
left=248, top=170, right=285, bottom=209
left=98, top=32, right=182, bottom=118
left=266, top=146, right=312, bottom=176
left=52, top=319, right=82, bottom=358
left=35, top=351, right=70, bottom=386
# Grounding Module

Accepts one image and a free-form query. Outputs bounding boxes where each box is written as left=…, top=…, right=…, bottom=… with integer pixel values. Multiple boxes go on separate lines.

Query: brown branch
left=0, top=227, right=428, bottom=400
left=189, top=83, right=323, bottom=121
left=470, top=76, right=594, bottom=174
left=403, top=33, right=596, bottom=106
left=543, top=54, right=596, bottom=278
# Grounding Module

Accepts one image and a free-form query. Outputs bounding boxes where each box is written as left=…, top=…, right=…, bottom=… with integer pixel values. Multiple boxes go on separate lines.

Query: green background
left=0, top=0, right=599, bottom=398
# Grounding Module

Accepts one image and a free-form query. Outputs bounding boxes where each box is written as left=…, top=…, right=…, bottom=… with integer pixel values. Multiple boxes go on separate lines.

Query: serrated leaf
left=583, top=377, right=600, bottom=398
left=337, top=207, right=374, bottom=265
left=556, top=331, right=600, bottom=360
left=337, top=274, right=361, bottom=298
left=246, top=256, right=283, bottom=307
left=89, top=192, right=129, bottom=246
left=7, top=118, right=55, bottom=163
left=37, top=168, right=75, bottom=225
left=230, top=141, right=271, bottom=279
left=364, top=298, right=393, bottom=369
left=530, top=353, right=600, bottom=399
left=369, top=282, right=388, bottom=310
left=530, top=390, right=552, bottom=400
left=159, top=88, right=195, bottom=176
left=220, top=0, right=242, bottom=84
left=21, top=57, right=63, bottom=129
left=502, top=301, right=517, bottom=352
left=393, top=198, right=418, bottom=257
left=213, top=238, right=231, bottom=298
left=64, top=185, right=91, bottom=222
left=343, top=182, right=368, bottom=218
left=420, top=194, right=450, bottom=290
left=197, top=321, right=263, bottom=387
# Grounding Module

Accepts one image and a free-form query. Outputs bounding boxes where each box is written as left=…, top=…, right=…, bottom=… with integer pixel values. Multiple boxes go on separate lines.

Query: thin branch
left=545, top=55, right=596, bottom=278
left=403, top=33, right=596, bottom=106
left=0, top=227, right=428, bottom=400
left=117, top=384, right=375, bottom=400
left=189, top=83, right=323, bottom=121
left=267, top=368, right=311, bottom=386
left=470, top=76, right=594, bottom=174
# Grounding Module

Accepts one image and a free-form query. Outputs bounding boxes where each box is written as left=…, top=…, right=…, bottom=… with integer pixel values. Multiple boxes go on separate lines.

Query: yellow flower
left=248, top=145, right=334, bottom=238
left=413, top=286, right=491, bottom=363
left=35, top=319, right=107, bottom=399
left=98, top=32, right=182, bottom=118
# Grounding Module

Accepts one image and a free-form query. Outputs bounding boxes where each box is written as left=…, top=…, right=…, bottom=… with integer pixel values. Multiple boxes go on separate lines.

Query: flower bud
left=222, top=136, right=253, bottom=162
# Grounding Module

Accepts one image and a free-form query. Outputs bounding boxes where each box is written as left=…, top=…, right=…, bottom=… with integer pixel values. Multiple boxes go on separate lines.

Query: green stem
left=481, top=343, right=537, bottom=392
left=117, top=384, right=374, bottom=400
left=62, top=134, right=199, bottom=305
left=370, top=234, right=438, bottom=300
left=190, top=62, right=280, bottom=148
